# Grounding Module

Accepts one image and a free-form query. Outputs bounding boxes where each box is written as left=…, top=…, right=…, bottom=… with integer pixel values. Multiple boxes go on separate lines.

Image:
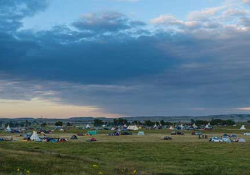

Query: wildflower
left=27, top=170, right=30, bottom=174
left=98, top=171, right=103, bottom=175
left=132, top=170, right=137, bottom=174
left=93, top=165, right=98, bottom=168
left=17, top=168, right=20, bottom=172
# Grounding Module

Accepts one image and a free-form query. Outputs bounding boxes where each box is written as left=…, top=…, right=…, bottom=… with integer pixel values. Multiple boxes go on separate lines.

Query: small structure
left=127, top=125, right=139, bottom=131
left=138, top=131, right=145, bottom=136
left=169, top=126, right=174, bottom=130
left=238, top=138, right=246, bottom=143
left=30, top=131, right=41, bottom=142
left=240, top=125, right=246, bottom=130
left=87, top=131, right=97, bottom=135
left=86, top=124, right=91, bottom=129
left=5, top=125, right=11, bottom=132
left=71, top=135, right=78, bottom=140
left=193, top=123, right=198, bottom=129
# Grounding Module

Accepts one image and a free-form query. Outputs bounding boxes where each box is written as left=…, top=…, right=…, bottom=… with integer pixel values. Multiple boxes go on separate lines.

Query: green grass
left=0, top=127, right=250, bottom=175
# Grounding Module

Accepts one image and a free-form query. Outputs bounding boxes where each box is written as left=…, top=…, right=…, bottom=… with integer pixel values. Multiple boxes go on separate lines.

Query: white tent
left=127, top=125, right=139, bottom=131
left=153, top=124, right=157, bottom=129
left=138, top=131, right=145, bottom=136
left=180, top=124, right=185, bottom=130
left=5, top=125, right=11, bottom=132
left=193, top=123, right=197, bottom=128
left=238, top=138, right=246, bottom=143
left=169, top=126, right=174, bottom=130
left=30, top=131, right=41, bottom=142
left=240, top=125, right=246, bottom=130
left=86, top=124, right=90, bottom=129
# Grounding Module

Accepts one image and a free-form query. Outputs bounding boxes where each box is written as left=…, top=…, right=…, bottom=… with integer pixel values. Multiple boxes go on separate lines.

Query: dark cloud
left=72, top=11, right=145, bottom=33
left=1, top=1, right=250, bottom=116
left=0, top=0, right=48, bottom=31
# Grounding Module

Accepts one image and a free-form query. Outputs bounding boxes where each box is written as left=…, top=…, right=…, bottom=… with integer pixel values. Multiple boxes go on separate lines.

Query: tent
left=86, top=124, right=90, bottom=129
left=138, top=131, right=145, bottom=136
left=71, top=135, right=78, bottom=140
left=169, top=126, right=174, bottom=130
left=238, top=138, right=246, bottom=143
left=5, top=125, right=11, bottom=132
left=127, top=125, right=139, bottom=131
left=222, top=137, right=231, bottom=143
left=240, top=125, right=246, bottom=130
left=180, top=124, right=185, bottom=130
left=30, top=131, right=41, bottom=142
left=87, top=131, right=97, bottom=135
left=193, top=123, right=197, bottom=128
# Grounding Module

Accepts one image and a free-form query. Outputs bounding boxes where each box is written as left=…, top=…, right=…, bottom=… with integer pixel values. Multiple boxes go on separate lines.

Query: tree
left=55, top=121, right=63, bottom=126
left=41, top=123, right=47, bottom=128
left=66, top=122, right=72, bottom=127
left=144, top=120, right=154, bottom=127
left=94, top=119, right=104, bottom=127
left=191, top=119, right=195, bottom=124
left=160, top=120, right=165, bottom=126
left=113, top=118, right=128, bottom=126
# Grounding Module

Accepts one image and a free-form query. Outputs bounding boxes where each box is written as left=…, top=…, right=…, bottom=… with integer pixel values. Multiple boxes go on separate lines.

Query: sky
left=1, top=0, right=250, bottom=118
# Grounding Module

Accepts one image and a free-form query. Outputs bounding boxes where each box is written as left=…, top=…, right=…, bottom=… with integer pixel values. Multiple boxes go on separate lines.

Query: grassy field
left=0, top=127, right=250, bottom=175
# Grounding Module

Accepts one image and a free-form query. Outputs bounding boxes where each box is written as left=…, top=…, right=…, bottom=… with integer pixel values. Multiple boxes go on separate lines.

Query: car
left=244, top=132, right=250, bottom=136
left=162, top=136, right=172, bottom=140
left=209, top=137, right=223, bottom=142
left=192, top=132, right=202, bottom=135
left=171, top=131, right=176, bottom=135
left=177, top=132, right=184, bottom=135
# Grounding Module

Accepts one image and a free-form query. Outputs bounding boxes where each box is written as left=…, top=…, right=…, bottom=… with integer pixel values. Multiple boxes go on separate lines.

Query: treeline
left=192, top=119, right=235, bottom=126
left=93, top=118, right=174, bottom=127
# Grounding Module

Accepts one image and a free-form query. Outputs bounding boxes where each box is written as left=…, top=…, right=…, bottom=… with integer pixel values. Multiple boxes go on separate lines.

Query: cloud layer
left=1, top=0, right=250, bottom=117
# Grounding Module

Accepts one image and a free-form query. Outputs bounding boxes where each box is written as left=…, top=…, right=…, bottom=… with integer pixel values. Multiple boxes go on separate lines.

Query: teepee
left=30, top=131, right=41, bottom=142
left=240, top=125, right=246, bottom=130
left=86, top=124, right=90, bottom=129
left=5, top=125, right=11, bottom=132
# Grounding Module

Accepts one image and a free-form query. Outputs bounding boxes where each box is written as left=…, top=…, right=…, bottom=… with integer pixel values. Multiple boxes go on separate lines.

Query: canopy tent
left=193, top=123, right=197, bottom=128
left=127, top=125, right=139, bottom=131
left=240, top=125, right=246, bottom=130
left=30, top=131, right=41, bottom=142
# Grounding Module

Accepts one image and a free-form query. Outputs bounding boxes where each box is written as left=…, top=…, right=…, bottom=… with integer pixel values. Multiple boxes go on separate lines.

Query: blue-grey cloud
left=1, top=0, right=250, bottom=116
left=72, top=11, right=145, bottom=33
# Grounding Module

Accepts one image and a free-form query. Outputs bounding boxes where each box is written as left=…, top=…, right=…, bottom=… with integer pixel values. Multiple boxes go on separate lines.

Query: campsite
left=1, top=123, right=250, bottom=175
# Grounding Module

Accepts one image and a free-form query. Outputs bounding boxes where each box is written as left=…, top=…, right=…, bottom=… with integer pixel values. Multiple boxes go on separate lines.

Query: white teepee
left=5, top=125, right=11, bottom=132
left=86, top=124, right=90, bottom=129
left=30, top=131, right=41, bottom=142
left=240, top=125, right=246, bottom=130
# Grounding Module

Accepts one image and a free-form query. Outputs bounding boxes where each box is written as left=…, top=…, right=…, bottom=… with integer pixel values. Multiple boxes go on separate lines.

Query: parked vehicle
left=162, top=136, right=172, bottom=140
left=209, top=137, right=223, bottom=142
